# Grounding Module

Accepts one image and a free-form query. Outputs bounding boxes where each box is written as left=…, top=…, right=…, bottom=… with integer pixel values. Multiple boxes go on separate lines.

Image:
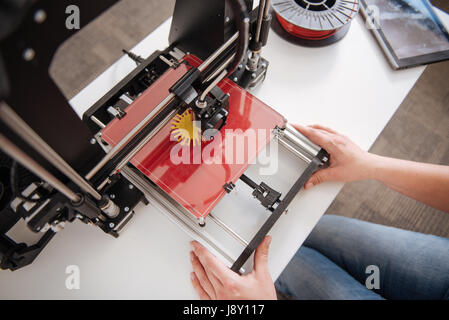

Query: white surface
left=0, top=13, right=425, bottom=299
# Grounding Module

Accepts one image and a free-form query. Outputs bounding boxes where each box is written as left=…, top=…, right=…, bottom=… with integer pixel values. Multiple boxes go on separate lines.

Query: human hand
left=293, top=124, right=378, bottom=189
left=189, top=236, right=277, bottom=300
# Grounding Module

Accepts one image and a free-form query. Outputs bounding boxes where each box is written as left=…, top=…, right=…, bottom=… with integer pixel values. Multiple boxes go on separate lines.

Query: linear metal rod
left=277, top=137, right=312, bottom=164
left=208, top=214, right=249, bottom=247
left=204, top=53, right=235, bottom=83
left=0, top=134, right=80, bottom=203
left=254, top=0, right=267, bottom=43
left=263, top=0, right=271, bottom=18
left=114, top=108, right=179, bottom=173
left=198, top=32, right=239, bottom=72
left=90, top=115, right=106, bottom=129
left=284, top=123, right=321, bottom=154
left=0, top=104, right=102, bottom=201
left=85, top=93, right=176, bottom=180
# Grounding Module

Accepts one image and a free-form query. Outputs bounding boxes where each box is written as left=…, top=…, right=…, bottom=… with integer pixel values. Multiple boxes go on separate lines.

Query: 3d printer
left=0, top=0, right=329, bottom=273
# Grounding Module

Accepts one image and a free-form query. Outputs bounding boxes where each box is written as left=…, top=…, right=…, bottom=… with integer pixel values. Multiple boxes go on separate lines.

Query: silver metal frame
left=119, top=124, right=318, bottom=270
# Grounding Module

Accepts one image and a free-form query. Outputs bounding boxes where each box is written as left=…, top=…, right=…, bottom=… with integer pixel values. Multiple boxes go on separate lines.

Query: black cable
left=122, top=49, right=144, bottom=65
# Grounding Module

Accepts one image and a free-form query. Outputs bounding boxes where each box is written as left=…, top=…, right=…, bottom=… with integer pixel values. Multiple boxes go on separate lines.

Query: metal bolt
left=233, top=77, right=238, bottom=82
left=34, top=9, right=47, bottom=24
left=124, top=207, right=130, bottom=212
left=23, top=48, right=35, bottom=61
left=261, top=63, right=267, bottom=69
left=109, top=222, right=115, bottom=228
left=110, top=194, right=115, bottom=199
left=225, top=16, right=230, bottom=23
left=195, top=99, right=207, bottom=109
left=251, top=73, right=257, bottom=79
left=238, top=64, right=243, bottom=70
left=90, top=138, right=96, bottom=145
left=129, top=184, right=134, bottom=190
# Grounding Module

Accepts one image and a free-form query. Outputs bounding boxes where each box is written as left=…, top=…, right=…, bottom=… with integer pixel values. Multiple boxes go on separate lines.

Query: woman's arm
left=294, top=124, right=449, bottom=213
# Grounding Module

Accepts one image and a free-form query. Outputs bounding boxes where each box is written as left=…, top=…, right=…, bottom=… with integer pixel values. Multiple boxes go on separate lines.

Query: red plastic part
left=275, top=13, right=340, bottom=40
left=102, top=55, right=286, bottom=218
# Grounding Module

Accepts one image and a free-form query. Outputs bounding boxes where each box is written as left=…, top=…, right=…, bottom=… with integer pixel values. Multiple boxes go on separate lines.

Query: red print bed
left=101, top=55, right=286, bottom=218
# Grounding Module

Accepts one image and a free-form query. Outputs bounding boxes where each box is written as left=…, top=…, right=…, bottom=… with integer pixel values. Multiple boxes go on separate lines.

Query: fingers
left=304, top=168, right=336, bottom=189
left=254, top=236, right=272, bottom=275
left=190, top=251, right=217, bottom=299
left=308, top=124, right=337, bottom=134
left=292, top=124, right=334, bottom=153
left=191, top=241, right=236, bottom=281
left=190, top=272, right=211, bottom=300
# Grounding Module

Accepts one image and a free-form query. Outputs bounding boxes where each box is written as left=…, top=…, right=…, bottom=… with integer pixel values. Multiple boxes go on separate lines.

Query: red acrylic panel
left=102, top=55, right=286, bottom=218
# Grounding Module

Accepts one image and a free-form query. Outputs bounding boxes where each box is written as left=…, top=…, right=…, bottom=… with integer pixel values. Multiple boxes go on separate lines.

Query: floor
left=51, top=0, right=449, bottom=238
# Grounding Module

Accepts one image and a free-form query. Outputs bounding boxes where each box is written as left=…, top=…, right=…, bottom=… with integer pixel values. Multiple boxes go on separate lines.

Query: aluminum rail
left=0, top=134, right=81, bottom=203
left=0, top=104, right=102, bottom=201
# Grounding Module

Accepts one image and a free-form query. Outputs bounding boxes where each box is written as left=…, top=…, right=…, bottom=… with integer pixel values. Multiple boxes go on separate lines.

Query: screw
left=261, top=63, right=267, bottom=69
left=233, top=77, right=238, bottom=82
left=90, top=138, right=96, bottom=144
left=23, top=48, right=35, bottom=61
left=34, top=9, right=47, bottom=24
left=110, top=194, right=116, bottom=199
left=109, top=222, right=115, bottom=228
left=225, top=16, right=230, bottom=23
left=124, top=207, right=130, bottom=212
left=251, top=73, right=257, bottom=79
left=238, top=64, right=243, bottom=69
left=129, top=184, right=134, bottom=190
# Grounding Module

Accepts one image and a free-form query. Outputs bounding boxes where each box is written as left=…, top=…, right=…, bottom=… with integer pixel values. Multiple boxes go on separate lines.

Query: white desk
left=0, top=14, right=425, bottom=299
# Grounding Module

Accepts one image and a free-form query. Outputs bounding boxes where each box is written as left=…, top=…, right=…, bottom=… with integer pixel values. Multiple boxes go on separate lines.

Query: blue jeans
left=275, top=215, right=449, bottom=300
